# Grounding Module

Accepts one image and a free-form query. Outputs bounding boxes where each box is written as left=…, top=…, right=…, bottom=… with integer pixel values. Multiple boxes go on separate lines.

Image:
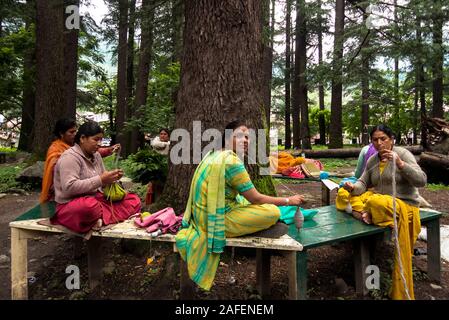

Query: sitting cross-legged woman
left=51, top=121, right=141, bottom=233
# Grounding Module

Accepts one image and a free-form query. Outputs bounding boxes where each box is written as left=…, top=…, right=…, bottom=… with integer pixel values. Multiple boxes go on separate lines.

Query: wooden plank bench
left=9, top=202, right=303, bottom=300
left=279, top=205, right=442, bottom=299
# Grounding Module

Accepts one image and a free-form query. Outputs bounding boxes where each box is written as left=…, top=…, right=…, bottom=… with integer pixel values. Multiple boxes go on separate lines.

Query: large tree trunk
left=170, top=0, right=184, bottom=63
left=297, top=0, right=310, bottom=149
left=130, top=0, right=154, bottom=153
left=18, top=0, right=36, bottom=152
left=261, top=0, right=273, bottom=128
left=415, top=16, right=427, bottom=149
left=284, top=0, right=292, bottom=149
left=418, top=152, right=449, bottom=184
left=317, top=0, right=326, bottom=145
left=63, top=0, right=79, bottom=119
left=328, top=0, right=344, bottom=149
left=126, top=0, right=136, bottom=153
left=291, top=0, right=301, bottom=149
left=361, top=4, right=370, bottom=145
left=392, top=0, right=401, bottom=141
left=431, top=0, right=444, bottom=119
left=33, top=0, right=65, bottom=157
left=160, top=0, right=268, bottom=212
left=115, top=0, right=129, bottom=155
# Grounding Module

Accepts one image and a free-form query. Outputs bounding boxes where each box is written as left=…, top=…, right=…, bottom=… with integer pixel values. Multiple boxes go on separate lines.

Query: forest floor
left=1, top=161, right=448, bottom=300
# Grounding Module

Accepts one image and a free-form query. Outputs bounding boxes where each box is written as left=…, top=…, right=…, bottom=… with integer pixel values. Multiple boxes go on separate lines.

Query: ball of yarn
left=319, top=171, right=329, bottom=180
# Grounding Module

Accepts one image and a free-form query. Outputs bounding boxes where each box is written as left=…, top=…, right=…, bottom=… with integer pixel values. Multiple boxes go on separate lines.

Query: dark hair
left=370, top=124, right=395, bottom=139
left=222, top=120, right=247, bottom=147
left=53, top=118, right=76, bottom=138
left=159, top=128, right=170, bottom=135
left=74, top=121, right=104, bottom=144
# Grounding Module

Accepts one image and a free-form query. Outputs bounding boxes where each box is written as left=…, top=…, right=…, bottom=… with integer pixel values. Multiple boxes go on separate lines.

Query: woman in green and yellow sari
left=175, top=120, right=304, bottom=290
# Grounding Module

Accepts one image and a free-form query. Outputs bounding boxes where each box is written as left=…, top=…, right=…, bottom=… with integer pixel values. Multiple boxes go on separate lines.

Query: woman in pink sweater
left=51, top=122, right=141, bottom=233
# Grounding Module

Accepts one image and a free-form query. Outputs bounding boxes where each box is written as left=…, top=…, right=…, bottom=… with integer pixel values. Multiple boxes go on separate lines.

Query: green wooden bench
left=283, top=205, right=442, bottom=299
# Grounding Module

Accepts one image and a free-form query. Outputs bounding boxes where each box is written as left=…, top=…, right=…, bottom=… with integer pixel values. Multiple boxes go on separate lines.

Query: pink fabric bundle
left=134, top=207, right=182, bottom=234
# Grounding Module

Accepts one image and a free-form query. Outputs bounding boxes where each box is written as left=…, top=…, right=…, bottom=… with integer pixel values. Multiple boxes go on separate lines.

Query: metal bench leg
left=256, top=249, right=271, bottom=298
left=11, top=228, right=28, bottom=300
left=87, top=237, right=103, bottom=290
left=297, top=250, right=308, bottom=300
left=426, top=219, right=441, bottom=283
left=353, top=238, right=370, bottom=296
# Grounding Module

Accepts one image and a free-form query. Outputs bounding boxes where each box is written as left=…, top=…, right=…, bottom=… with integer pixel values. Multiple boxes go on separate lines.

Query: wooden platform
left=9, top=203, right=302, bottom=300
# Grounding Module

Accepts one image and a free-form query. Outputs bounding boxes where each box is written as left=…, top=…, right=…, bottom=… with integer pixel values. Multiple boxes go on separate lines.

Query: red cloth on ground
left=51, top=192, right=141, bottom=233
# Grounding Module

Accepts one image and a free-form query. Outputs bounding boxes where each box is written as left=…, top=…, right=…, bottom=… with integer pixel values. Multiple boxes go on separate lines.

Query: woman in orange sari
left=40, top=118, right=120, bottom=203
left=39, top=119, right=77, bottom=203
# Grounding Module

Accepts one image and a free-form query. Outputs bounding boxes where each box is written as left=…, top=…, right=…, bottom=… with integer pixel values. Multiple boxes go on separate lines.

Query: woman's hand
left=286, top=194, right=305, bottom=206
left=100, top=169, right=123, bottom=184
left=111, top=144, right=121, bottom=153
left=379, top=149, right=405, bottom=168
left=343, top=181, right=354, bottom=191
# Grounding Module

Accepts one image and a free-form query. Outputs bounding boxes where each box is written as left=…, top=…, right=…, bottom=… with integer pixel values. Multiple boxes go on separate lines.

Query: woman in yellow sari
left=336, top=124, right=427, bottom=300
left=176, top=120, right=305, bottom=290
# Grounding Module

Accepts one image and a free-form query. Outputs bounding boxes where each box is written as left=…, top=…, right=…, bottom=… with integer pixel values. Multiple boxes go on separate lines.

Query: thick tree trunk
left=432, top=0, right=444, bottom=119
left=63, top=0, right=79, bottom=119
left=115, top=0, right=129, bottom=155
left=392, top=0, right=400, bottom=141
left=126, top=0, right=136, bottom=153
left=297, top=0, right=310, bottom=149
left=130, top=0, right=154, bottom=153
left=284, top=0, right=292, bottom=149
left=261, top=0, right=273, bottom=128
left=361, top=5, right=370, bottom=145
left=291, top=1, right=301, bottom=149
left=170, top=0, right=184, bottom=63
left=328, top=0, right=344, bottom=149
left=33, top=0, right=65, bottom=157
left=160, top=0, right=268, bottom=212
left=317, top=0, right=326, bottom=145
left=418, top=152, right=449, bottom=184
left=18, top=0, right=36, bottom=152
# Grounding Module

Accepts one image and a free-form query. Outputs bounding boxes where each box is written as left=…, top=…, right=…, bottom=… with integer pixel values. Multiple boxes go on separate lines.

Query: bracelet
left=285, top=198, right=289, bottom=205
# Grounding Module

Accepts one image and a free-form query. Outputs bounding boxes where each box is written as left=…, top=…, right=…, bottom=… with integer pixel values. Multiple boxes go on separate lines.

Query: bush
left=0, top=163, right=27, bottom=193
left=123, top=149, right=168, bottom=185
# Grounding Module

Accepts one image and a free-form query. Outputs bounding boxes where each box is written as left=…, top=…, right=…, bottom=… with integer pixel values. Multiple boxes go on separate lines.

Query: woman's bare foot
left=351, top=210, right=363, bottom=221
left=361, top=211, right=372, bottom=224
left=92, top=219, right=103, bottom=231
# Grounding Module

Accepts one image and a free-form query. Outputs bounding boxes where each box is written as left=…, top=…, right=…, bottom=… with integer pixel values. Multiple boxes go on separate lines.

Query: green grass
left=318, top=158, right=358, bottom=171
left=426, top=183, right=449, bottom=191
left=0, top=163, right=28, bottom=193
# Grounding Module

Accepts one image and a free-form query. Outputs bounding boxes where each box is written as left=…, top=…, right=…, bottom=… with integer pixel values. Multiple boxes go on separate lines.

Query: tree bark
left=329, top=0, right=345, bottom=149
left=297, top=0, right=311, bottom=149
left=360, top=3, right=370, bottom=145
left=130, top=0, right=154, bottom=153
left=160, top=0, right=268, bottom=211
left=18, top=0, right=36, bottom=152
left=115, top=0, right=129, bottom=155
left=317, top=0, right=326, bottom=145
left=63, top=0, right=79, bottom=119
left=284, top=0, right=292, bottom=149
left=33, top=0, right=65, bottom=157
left=392, top=0, right=400, bottom=141
left=261, top=0, right=273, bottom=128
left=170, top=0, right=184, bottom=63
left=431, top=0, right=444, bottom=119
left=418, top=152, right=449, bottom=184
left=126, top=0, right=136, bottom=153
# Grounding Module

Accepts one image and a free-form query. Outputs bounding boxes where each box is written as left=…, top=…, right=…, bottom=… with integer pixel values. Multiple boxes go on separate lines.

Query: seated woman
left=40, top=118, right=120, bottom=203
left=151, top=128, right=170, bottom=155
left=51, top=121, right=141, bottom=234
left=175, top=120, right=304, bottom=291
left=336, top=124, right=427, bottom=300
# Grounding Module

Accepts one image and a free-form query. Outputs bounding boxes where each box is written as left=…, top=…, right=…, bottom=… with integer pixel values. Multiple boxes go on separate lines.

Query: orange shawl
left=39, top=139, right=71, bottom=203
